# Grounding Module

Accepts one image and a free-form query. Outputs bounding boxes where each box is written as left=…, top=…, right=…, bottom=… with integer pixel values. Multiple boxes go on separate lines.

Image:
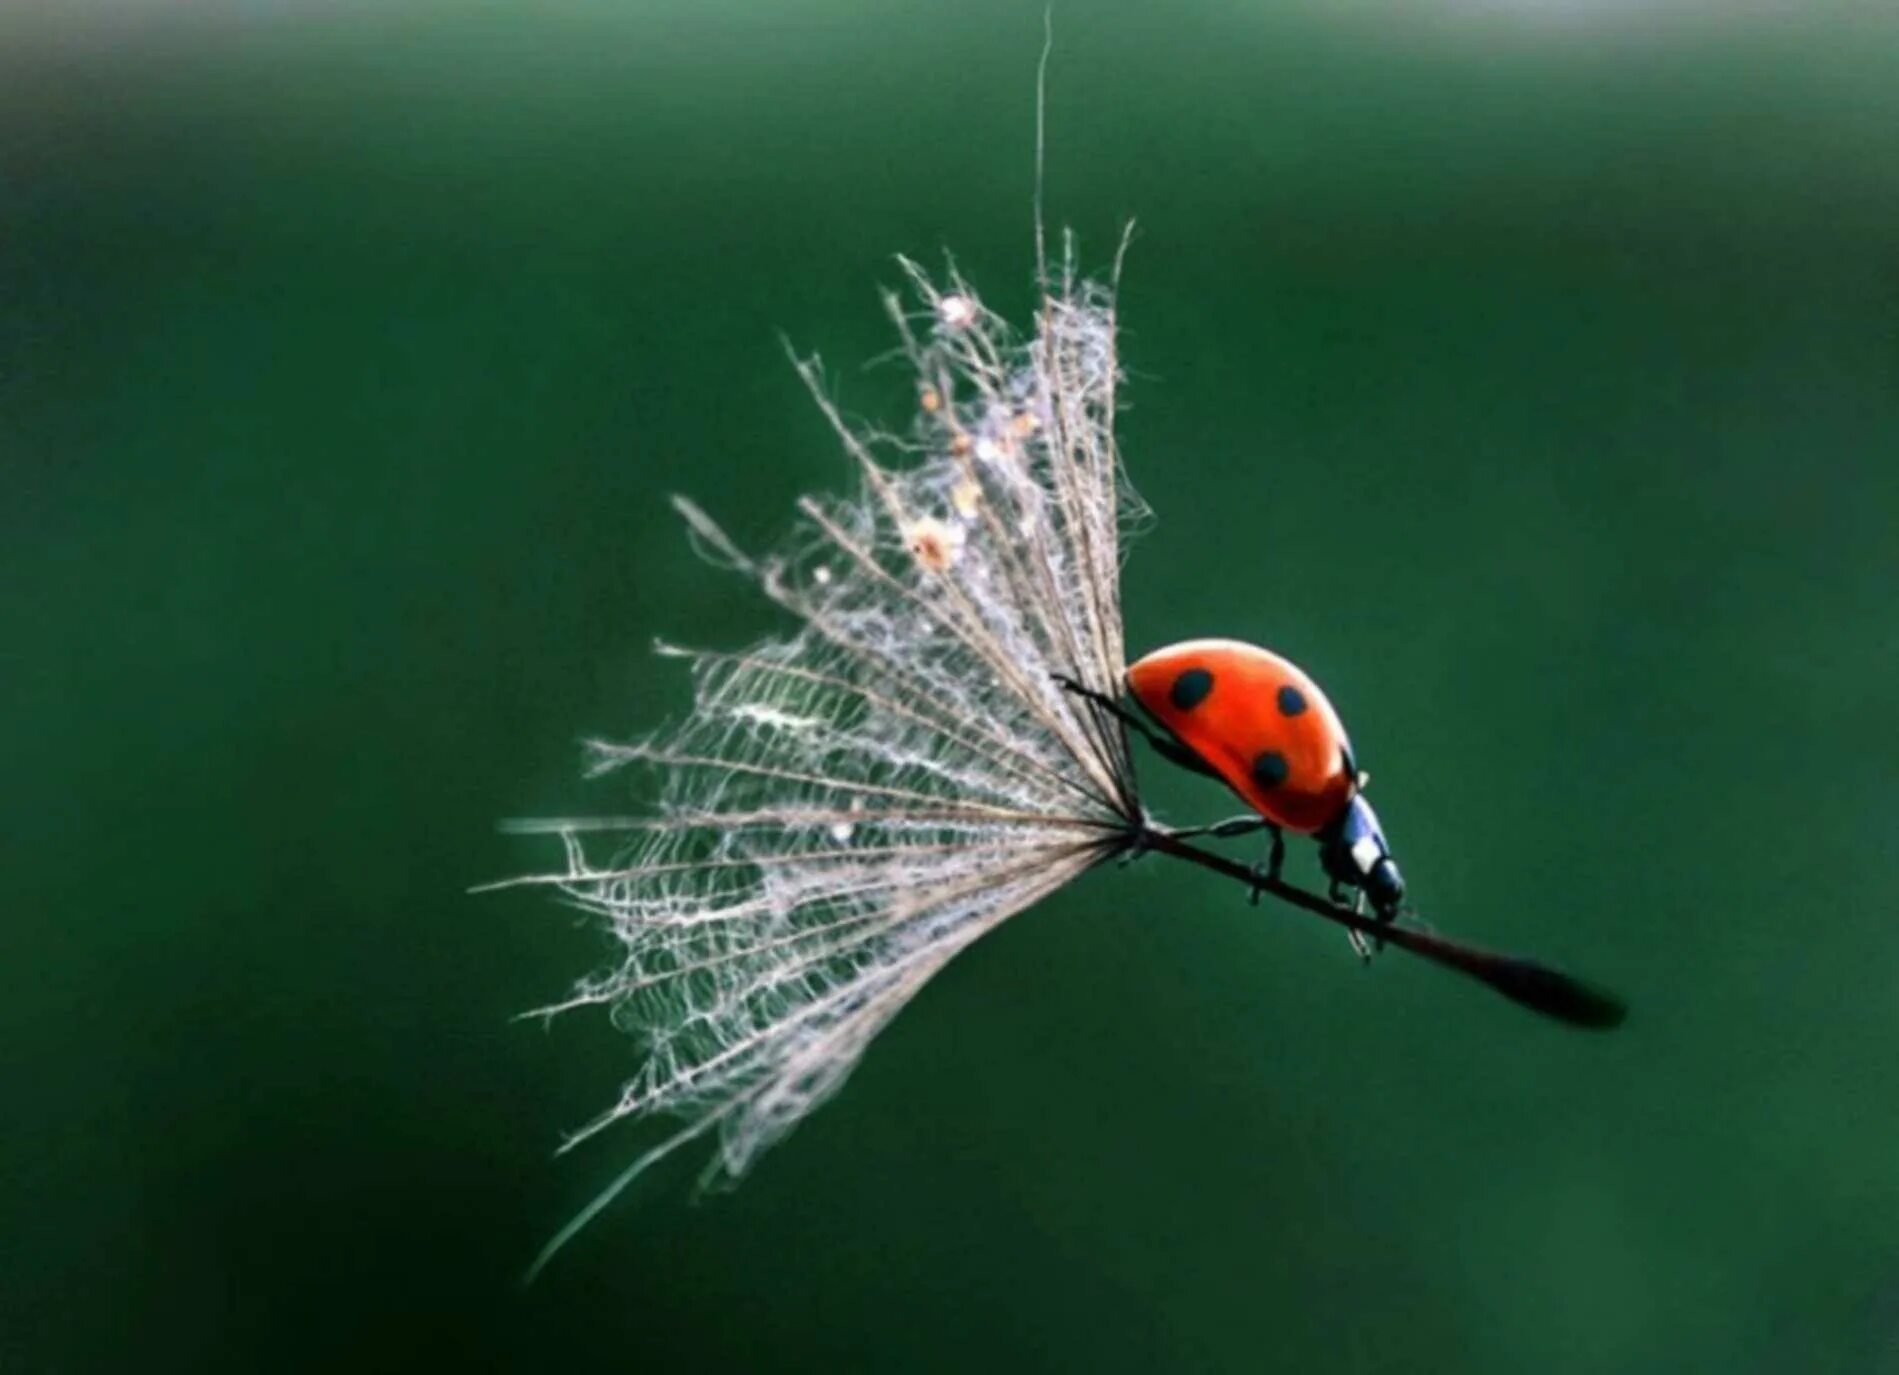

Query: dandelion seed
left=829, top=798, right=864, bottom=844
left=950, top=478, right=983, bottom=519
left=903, top=514, right=965, bottom=572
left=974, top=435, right=1008, bottom=465
left=505, top=231, right=1149, bottom=1277
left=732, top=703, right=821, bottom=733
left=936, top=292, right=978, bottom=329
left=919, top=385, right=942, bottom=414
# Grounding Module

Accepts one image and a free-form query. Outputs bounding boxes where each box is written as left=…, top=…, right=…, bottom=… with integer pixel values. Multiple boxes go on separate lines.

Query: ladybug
left=1062, top=639, right=1405, bottom=937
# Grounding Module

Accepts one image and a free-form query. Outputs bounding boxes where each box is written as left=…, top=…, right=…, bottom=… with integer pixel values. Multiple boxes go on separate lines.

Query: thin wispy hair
left=494, top=232, right=1152, bottom=1276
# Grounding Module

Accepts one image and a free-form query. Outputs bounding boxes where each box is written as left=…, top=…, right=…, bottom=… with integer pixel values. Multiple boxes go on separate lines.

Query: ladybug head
left=1363, top=851, right=1406, bottom=919
left=1321, top=795, right=1405, bottom=920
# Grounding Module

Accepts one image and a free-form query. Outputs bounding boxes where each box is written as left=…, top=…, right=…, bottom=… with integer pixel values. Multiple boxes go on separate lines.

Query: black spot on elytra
left=1276, top=684, right=1308, bottom=717
left=1252, top=750, right=1290, bottom=790
left=1170, top=667, right=1214, bottom=710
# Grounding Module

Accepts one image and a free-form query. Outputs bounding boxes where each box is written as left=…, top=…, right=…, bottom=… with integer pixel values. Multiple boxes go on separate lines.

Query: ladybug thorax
left=1126, top=638, right=1357, bottom=834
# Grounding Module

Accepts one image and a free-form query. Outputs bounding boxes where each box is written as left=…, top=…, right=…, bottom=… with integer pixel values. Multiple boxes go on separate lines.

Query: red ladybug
left=1061, top=648, right=1634, bottom=1025
left=1063, top=639, right=1405, bottom=928
left=1126, top=640, right=1355, bottom=834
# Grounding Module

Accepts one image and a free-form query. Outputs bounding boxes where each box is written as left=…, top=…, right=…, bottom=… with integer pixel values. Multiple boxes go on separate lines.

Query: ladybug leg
left=1053, top=674, right=1219, bottom=779
left=1345, top=891, right=1375, bottom=963
left=1147, top=732, right=1220, bottom=779
left=1168, top=814, right=1269, bottom=841
left=1245, top=826, right=1286, bottom=907
left=1326, top=876, right=1376, bottom=962
left=1164, top=817, right=1284, bottom=904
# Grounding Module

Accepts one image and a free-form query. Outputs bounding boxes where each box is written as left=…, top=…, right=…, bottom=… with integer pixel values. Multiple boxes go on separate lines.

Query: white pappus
left=492, top=235, right=1154, bottom=1277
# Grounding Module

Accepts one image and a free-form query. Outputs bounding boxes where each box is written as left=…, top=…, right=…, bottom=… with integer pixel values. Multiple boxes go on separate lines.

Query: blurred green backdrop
left=5, top=2, right=1897, bottom=1371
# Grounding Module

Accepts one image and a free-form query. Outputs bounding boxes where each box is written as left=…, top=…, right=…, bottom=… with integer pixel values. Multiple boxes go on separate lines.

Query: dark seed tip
left=1492, top=959, right=1628, bottom=1030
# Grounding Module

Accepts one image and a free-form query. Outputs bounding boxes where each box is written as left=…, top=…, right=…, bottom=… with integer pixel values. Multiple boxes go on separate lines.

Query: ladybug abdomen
left=1126, top=638, right=1356, bottom=834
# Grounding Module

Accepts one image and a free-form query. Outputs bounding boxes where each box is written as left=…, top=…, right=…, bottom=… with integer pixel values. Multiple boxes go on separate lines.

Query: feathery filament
left=501, top=238, right=1149, bottom=1270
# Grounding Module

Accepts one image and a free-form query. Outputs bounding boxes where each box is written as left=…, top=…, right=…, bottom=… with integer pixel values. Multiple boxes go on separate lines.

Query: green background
left=6, top=3, right=1897, bottom=1370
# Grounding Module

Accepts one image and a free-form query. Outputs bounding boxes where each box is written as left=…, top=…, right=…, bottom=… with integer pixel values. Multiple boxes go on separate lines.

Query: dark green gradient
left=5, top=4, right=1897, bottom=1370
